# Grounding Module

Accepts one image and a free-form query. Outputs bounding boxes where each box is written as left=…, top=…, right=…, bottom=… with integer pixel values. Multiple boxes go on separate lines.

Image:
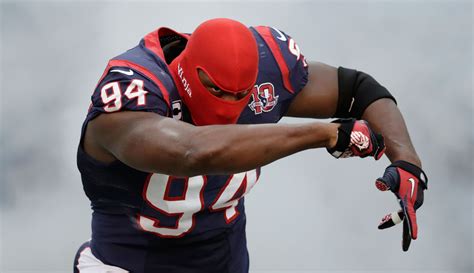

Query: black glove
left=327, top=119, right=385, bottom=160
left=375, top=160, right=428, bottom=251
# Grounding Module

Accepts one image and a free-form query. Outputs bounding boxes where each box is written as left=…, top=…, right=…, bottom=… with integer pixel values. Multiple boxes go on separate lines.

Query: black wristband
left=390, top=160, right=428, bottom=189
left=326, top=119, right=355, bottom=158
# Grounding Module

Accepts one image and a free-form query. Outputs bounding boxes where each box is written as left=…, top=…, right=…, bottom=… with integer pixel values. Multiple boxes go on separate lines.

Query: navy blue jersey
left=77, top=26, right=308, bottom=273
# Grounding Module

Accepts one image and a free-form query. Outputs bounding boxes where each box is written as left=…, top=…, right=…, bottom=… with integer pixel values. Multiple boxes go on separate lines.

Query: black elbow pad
left=335, top=67, right=397, bottom=119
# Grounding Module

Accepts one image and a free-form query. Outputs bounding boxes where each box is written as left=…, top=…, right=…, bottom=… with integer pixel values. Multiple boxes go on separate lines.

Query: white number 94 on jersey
left=138, top=170, right=259, bottom=238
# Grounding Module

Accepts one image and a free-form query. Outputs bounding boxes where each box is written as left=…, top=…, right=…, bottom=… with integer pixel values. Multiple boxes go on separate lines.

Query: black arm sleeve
left=334, top=67, right=397, bottom=119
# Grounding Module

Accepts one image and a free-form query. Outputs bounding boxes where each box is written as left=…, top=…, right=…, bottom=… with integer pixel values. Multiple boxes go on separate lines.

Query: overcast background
left=0, top=1, right=472, bottom=273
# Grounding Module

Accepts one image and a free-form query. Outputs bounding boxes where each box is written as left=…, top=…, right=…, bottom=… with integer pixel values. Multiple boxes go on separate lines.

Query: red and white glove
left=376, top=160, right=428, bottom=251
left=327, top=119, right=385, bottom=160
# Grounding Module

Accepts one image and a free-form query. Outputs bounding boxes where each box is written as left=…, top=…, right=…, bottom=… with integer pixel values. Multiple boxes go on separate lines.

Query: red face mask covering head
left=169, top=18, right=259, bottom=126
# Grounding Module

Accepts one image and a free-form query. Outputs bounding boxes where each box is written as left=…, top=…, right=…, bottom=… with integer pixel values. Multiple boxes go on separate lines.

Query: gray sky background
left=0, top=1, right=472, bottom=273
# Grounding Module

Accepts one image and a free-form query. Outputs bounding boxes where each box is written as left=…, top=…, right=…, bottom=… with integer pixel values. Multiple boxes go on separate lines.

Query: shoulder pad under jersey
left=88, top=60, right=171, bottom=119
left=252, top=26, right=309, bottom=94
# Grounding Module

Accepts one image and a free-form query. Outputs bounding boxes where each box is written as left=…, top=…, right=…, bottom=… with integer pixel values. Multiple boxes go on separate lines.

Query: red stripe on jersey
left=106, top=59, right=171, bottom=107
left=144, top=27, right=190, bottom=60
left=144, top=29, right=165, bottom=59
left=254, top=26, right=294, bottom=93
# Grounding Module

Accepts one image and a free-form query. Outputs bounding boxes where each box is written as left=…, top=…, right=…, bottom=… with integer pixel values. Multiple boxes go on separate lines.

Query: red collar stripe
left=143, top=30, right=165, bottom=59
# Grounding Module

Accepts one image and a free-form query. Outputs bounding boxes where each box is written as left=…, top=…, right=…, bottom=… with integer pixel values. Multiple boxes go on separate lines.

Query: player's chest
left=144, top=170, right=260, bottom=210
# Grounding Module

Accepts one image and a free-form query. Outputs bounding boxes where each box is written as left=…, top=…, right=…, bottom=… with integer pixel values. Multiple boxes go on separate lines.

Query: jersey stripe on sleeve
left=107, top=59, right=171, bottom=107
left=254, top=26, right=295, bottom=94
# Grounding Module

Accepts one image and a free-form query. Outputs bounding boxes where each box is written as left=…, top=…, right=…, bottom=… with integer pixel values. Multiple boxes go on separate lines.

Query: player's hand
left=375, top=160, right=428, bottom=251
left=327, top=119, right=385, bottom=159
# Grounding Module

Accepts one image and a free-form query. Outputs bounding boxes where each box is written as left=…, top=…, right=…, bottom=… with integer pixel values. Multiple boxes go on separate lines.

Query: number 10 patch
left=248, top=82, right=279, bottom=114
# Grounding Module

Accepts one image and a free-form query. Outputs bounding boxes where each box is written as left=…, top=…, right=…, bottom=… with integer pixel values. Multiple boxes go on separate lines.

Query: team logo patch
left=248, top=82, right=279, bottom=114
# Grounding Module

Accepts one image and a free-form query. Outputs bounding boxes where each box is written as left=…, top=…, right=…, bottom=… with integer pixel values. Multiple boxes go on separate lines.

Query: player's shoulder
left=251, top=26, right=295, bottom=43
left=100, top=58, right=171, bottom=100
left=89, top=60, right=172, bottom=118
left=251, top=25, right=306, bottom=66
left=250, top=25, right=309, bottom=94
left=88, top=27, right=189, bottom=119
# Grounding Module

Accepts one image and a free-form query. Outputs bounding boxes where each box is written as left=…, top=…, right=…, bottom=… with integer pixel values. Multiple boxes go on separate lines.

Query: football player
left=74, top=18, right=427, bottom=273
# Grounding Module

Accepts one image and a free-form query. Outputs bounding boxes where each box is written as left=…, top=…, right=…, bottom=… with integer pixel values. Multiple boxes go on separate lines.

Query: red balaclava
left=169, top=18, right=259, bottom=126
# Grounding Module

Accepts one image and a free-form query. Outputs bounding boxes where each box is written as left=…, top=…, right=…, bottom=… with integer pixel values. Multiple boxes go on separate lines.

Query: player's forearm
left=103, top=112, right=338, bottom=176
left=184, top=122, right=339, bottom=175
left=362, top=98, right=421, bottom=167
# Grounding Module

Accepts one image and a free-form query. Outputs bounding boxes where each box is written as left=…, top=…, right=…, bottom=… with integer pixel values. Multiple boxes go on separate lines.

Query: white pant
left=76, top=246, right=129, bottom=273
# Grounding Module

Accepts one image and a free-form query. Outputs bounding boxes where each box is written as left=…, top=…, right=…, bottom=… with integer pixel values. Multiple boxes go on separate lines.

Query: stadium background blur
left=0, top=1, right=472, bottom=272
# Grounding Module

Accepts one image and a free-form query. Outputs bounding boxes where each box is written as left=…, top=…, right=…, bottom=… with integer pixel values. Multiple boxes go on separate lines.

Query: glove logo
left=350, top=131, right=369, bottom=150
left=408, top=178, right=416, bottom=198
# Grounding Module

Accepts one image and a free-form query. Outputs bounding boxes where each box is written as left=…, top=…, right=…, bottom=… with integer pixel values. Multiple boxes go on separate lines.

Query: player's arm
left=286, top=62, right=428, bottom=251
left=85, top=111, right=340, bottom=177
left=286, top=62, right=420, bottom=165
left=87, top=64, right=367, bottom=177
left=252, top=27, right=385, bottom=159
